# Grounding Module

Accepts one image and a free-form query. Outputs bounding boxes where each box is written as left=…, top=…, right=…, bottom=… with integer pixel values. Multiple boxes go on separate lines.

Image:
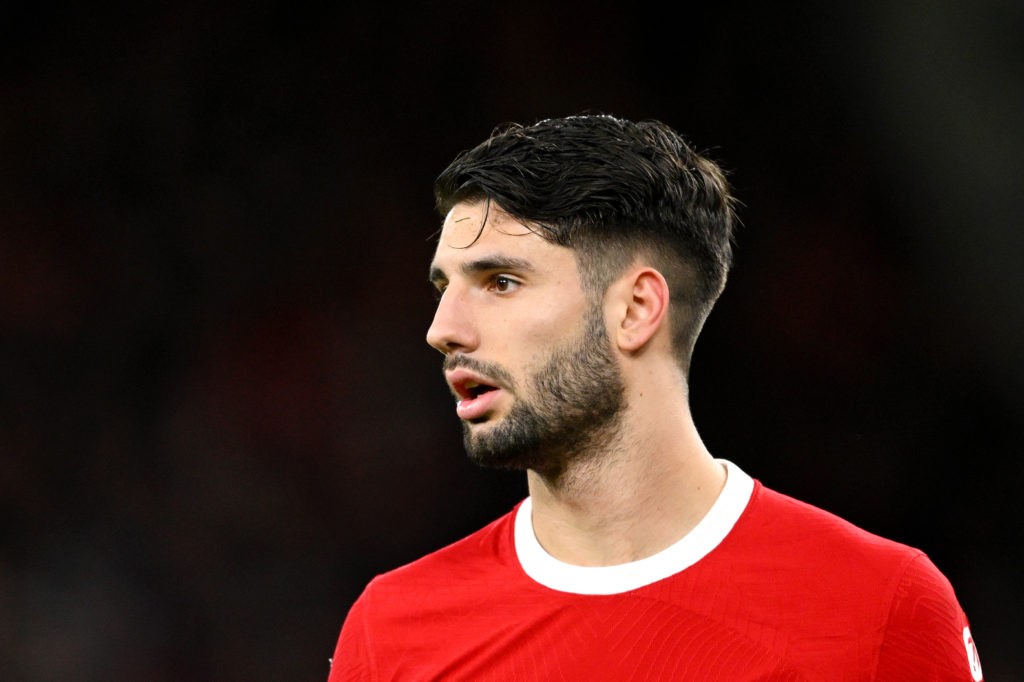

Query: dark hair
left=433, top=114, right=738, bottom=370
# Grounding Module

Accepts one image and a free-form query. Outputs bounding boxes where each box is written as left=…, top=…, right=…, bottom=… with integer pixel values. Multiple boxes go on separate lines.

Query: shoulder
left=331, top=503, right=535, bottom=680
left=730, top=481, right=980, bottom=678
left=336, top=502, right=525, bottom=666
left=362, top=502, right=522, bottom=601
left=718, top=481, right=940, bottom=623
left=875, top=551, right=982, bottom=679
left=740, top=482, right=926, bottom=570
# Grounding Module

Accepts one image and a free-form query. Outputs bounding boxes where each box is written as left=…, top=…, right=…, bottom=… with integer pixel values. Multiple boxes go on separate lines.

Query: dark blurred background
left=2, top=2, right=1021, bottom=680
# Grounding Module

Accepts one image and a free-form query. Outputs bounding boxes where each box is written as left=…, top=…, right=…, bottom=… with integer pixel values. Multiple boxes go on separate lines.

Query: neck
left=525, top=389, right=726, bottom=567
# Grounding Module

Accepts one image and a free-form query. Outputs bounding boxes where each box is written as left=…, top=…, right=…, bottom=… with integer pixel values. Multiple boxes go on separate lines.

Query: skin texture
left=428, top=200, right=727, bottom=567
left=428, top=202, right=625, bottom=477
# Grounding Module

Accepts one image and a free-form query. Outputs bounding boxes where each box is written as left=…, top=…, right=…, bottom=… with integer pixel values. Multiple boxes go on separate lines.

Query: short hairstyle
left=433, top=114, right=738, bottom=370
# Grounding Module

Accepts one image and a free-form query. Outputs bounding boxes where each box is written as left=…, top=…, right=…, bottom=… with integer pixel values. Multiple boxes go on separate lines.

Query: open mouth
left=456, top=379, right=499, bottom=401
left=446, top=368, right=505, bottom=422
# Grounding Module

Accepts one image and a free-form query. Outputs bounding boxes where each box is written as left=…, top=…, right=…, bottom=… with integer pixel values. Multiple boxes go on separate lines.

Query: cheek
left=484, top=318, right=555, bottom=376
left=511, top=316, right=585, bottom=376
left=483, top=285, right=591, bottom=360
left=521, top=308, right=580, bottom=346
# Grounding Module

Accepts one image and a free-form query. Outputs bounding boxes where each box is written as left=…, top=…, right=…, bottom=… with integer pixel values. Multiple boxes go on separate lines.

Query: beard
left=452, top=307, right=626, bottom=475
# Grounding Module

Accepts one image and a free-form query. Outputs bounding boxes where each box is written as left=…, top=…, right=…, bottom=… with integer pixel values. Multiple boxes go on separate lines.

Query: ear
left=607, top=267, right=670, bottom=353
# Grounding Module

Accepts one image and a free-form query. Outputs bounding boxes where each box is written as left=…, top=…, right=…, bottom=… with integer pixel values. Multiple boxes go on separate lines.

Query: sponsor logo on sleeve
left=962, top=626, right=983, bottom=681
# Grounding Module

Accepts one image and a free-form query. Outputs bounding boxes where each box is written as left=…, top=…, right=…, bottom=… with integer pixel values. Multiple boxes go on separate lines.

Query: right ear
left=605, top=266, right=671, bottom=354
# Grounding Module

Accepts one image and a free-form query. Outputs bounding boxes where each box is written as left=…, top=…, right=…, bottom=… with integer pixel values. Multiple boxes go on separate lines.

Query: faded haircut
left=433, top=114, right=738, bottom=371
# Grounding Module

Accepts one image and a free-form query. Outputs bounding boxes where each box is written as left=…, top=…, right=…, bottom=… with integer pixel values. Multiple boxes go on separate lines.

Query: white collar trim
left=514, top=459, right=754, bottom=595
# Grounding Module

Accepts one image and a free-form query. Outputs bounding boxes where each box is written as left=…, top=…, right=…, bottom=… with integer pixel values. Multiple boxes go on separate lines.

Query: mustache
left=443, top=354, right=516, bottom=389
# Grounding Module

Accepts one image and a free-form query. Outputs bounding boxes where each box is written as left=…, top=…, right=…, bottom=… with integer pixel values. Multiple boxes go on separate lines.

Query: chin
left=461, top=424, right=540, bottom=471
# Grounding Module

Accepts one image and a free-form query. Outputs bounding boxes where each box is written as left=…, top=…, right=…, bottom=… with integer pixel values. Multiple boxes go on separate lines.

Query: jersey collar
left=514, top=459, right=754, bottom=594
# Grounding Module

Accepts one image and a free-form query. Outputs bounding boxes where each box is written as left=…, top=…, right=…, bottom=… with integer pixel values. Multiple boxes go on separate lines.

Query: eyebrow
left=428, top=255, right=536, bottom=286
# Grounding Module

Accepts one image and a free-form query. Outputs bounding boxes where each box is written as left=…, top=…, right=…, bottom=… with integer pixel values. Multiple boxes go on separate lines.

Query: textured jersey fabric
left=328, top=461, right=981, bottom=681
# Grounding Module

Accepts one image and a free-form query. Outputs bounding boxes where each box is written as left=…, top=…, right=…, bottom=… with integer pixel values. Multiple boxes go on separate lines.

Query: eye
left=491, top=275, right=519, bottom=293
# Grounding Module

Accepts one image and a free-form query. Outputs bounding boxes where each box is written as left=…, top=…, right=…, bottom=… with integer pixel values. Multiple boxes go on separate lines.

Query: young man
left=328, top=115, right=983, bottom=680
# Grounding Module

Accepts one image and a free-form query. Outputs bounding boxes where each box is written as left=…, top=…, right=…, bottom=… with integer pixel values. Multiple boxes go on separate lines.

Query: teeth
left=458, top=379, right=494, bottom=400
left=454, top=378, right=497, bottom=401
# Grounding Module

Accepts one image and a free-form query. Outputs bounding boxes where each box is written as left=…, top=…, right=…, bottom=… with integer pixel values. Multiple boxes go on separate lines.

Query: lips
left=446, top=368, right=504, bottom=422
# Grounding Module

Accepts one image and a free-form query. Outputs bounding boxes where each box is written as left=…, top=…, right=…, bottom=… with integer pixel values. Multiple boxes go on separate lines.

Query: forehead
left=430, top=200, right=573, bottom=274
left=438, top=200, right=531, bottom=247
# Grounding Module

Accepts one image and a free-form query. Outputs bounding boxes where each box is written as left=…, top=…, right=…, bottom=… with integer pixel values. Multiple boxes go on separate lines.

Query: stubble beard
left=461, top=308, right=627, bottom=476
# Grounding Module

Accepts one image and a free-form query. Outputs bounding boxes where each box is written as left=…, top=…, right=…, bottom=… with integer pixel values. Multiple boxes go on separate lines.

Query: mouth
left=455, top=379, right=499, bottom=400
left=446, top=369, right=504, bottom=422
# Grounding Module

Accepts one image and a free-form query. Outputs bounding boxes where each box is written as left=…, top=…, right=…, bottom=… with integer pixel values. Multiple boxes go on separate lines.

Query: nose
left=426, top=286, right=479, bottom=354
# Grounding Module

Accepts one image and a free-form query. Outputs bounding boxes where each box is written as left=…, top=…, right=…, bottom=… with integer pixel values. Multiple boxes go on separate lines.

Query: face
left=426, top=200, right=626, bottom=473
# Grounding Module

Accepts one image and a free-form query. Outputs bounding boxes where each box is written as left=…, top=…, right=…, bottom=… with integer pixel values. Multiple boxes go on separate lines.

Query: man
left=328, top=115, right=983, bottom=680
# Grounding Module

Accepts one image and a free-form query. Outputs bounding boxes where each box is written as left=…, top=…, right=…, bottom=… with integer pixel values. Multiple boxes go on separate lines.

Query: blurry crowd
left=2, top=3, right=1021, bottom=680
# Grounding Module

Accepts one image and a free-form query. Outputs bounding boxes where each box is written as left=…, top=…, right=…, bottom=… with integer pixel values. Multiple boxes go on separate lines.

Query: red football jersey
left=329, top=461, right=983, bottom=681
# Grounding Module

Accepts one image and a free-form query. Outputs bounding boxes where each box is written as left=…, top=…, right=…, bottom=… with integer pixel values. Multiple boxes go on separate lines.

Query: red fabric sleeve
left=328, top=587, right=377, bottom=682
left=874, top=554, right=983, bottom=681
